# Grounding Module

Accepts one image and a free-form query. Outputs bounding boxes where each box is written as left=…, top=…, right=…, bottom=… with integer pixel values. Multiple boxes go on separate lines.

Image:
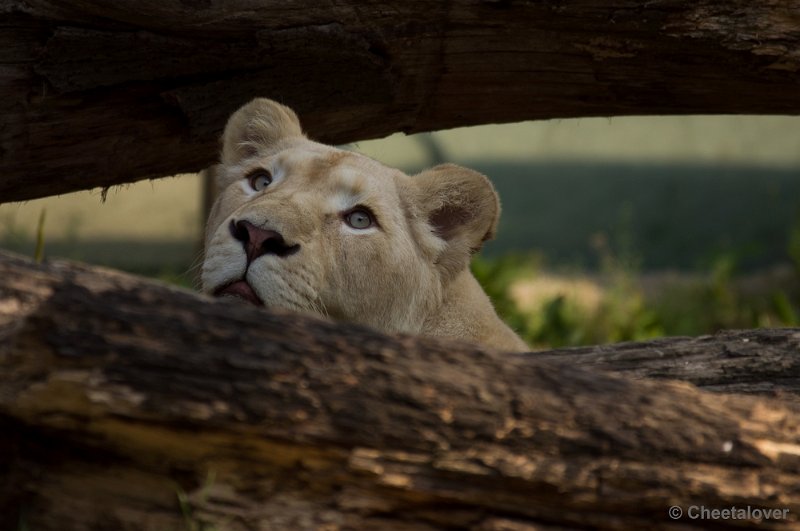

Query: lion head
left=202, top=98, right=526, bottom=350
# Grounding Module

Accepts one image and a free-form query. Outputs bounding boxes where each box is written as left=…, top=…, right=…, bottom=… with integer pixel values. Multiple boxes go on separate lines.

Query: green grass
left=176, top=470, right=219, bottom=531
left=473, top=244, right=800, bottom=349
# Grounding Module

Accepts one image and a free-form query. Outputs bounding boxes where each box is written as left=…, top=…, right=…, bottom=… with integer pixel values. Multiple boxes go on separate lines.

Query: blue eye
left=247, top=170, right=272, bottom=191
left=345, top=209, right=373, bottom=229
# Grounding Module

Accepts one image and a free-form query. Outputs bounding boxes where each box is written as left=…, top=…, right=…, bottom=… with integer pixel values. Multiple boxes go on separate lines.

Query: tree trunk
left=2, top=251, right=799, bottom=530
left=2, top=0, right=800, bottom=202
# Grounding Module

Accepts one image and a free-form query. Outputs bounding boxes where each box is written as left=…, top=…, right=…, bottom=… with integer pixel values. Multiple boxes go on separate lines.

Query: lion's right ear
left=413, top=164, right=500, bottom=280
left=221, top=98, right=304, bottom=165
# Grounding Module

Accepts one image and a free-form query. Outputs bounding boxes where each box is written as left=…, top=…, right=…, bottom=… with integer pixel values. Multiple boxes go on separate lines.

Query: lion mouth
left=214, top=280, right=264, bottom=307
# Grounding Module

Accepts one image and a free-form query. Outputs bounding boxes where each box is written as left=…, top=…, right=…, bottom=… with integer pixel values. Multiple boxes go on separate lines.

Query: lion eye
left=247, top=170, right=273, bottom=191
left=345, top=209, right=373, bottom=229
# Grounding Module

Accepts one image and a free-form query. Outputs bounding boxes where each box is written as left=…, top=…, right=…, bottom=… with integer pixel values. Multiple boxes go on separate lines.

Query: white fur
left=202, top=99, right=529, bottom=351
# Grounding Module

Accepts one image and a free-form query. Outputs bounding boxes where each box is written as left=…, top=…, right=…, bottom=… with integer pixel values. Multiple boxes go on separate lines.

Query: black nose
left=230, top=220, right=300, bottom=261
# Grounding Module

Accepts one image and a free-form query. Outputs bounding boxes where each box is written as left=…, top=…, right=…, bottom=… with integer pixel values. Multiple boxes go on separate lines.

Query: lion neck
left=421, top=269, right=529, bottom=352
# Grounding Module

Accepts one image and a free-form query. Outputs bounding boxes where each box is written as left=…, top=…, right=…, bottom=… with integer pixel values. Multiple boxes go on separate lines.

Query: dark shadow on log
left=1, top=251, right=799, bottom=529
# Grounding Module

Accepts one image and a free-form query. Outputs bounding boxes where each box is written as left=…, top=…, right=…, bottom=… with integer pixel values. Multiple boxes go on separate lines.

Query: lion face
left=202, top=99, right=500, bottom=335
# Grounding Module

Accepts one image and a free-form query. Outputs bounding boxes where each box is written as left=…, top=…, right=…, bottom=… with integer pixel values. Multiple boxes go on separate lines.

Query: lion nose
left=229, top=219, right=300, bottom=261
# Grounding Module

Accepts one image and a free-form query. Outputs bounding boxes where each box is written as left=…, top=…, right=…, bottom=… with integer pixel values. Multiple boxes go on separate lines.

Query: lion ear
left=413, top=164, right=500, bottom=278
left=221, top=98, right=304, bottom=165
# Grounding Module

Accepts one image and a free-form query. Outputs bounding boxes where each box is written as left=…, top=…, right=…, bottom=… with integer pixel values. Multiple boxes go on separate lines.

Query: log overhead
left=2, top=0, right=800, bottom=202
left=2, top=251, right=800, bottom=530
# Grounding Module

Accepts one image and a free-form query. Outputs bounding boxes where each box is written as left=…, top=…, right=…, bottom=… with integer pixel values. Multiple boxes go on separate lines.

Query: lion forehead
left=268, top=144, right=403, bottom=203
left=280, top=143, right=396, bottom=181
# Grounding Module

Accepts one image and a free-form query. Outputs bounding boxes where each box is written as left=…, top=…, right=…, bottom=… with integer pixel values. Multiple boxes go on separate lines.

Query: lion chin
left=201, top=98, right=529, bottom=352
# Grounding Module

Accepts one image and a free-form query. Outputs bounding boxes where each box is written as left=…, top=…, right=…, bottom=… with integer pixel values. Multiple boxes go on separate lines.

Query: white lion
left=202, top=99, right=528, bottom=351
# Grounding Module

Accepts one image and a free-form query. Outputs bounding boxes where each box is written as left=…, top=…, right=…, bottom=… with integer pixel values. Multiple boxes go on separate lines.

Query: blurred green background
left=3, top=115, right=800, bottom=349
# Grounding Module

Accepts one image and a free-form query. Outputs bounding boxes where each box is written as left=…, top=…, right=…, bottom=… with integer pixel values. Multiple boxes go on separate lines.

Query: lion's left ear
left=221, top=98, right=304, bottom=165
left=413, top=164, right=500, bottom=278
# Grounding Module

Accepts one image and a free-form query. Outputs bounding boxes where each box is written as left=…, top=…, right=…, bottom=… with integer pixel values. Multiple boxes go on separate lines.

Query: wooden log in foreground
left=534, top=332, right=800, bottom=403
left=1, top=251, right=800, bottom=530
left=3, top=0, right=800, bottom=201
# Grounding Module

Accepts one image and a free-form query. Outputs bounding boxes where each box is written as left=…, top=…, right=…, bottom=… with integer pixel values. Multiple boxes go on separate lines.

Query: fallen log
left=2, top=0, right=800, bottom=201
left=1, top=251, right=799, bottom=530
left=532, top=330, right=800, bottom=404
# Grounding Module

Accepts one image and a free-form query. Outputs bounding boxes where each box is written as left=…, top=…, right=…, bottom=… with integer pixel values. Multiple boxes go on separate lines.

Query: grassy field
left=481, top=160, right=800, bottom=271
left=0, top=175, right=204, bottom=284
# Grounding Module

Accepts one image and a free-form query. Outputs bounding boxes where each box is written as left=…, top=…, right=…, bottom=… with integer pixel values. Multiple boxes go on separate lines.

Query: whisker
left=316, top=298, right=330, bottom=319
left=183, top=249, right=206, bottom=290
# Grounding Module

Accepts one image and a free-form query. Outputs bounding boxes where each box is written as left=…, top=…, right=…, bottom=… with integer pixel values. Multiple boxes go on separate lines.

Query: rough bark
left=2, top=251, right=800, bottom=530
left=532, top=332, right=800, bottom=404
left=2, top=0, right=800, bottom=202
